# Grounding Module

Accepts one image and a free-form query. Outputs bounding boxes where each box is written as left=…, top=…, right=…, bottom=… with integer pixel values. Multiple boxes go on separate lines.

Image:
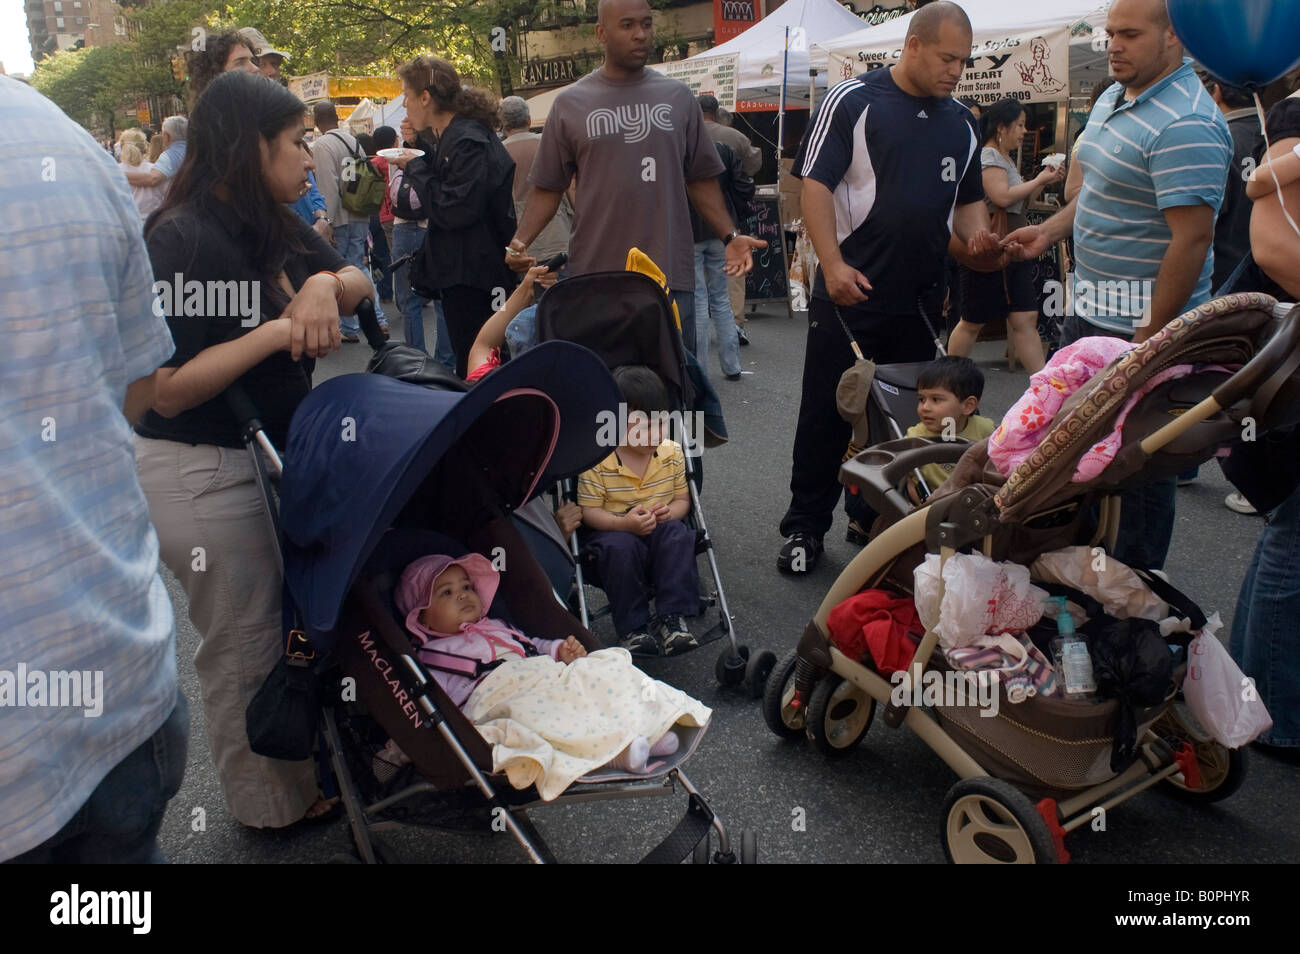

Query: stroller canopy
left=279, top=341, right=620, bottom=640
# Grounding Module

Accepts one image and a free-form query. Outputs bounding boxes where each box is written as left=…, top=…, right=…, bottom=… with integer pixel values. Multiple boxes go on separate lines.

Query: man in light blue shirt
left=0, top=76, right=188, bottom=862
left=1006, top=0, right=1231, bottom=342
left=1003, top=0, right=1231, bottom=573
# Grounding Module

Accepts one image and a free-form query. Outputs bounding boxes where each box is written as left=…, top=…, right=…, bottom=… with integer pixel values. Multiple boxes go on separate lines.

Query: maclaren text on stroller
left=764, top=292, right=1300, bottom=863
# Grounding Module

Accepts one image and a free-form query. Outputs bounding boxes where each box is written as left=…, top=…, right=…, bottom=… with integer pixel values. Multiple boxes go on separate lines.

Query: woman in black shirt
left=135, top=71, right=371, bottom=828
left=394, top=55, right=516, bottom=377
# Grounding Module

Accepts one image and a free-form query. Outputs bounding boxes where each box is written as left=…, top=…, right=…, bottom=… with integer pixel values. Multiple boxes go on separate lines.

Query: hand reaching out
left=558, top=636, right=587, bottom=664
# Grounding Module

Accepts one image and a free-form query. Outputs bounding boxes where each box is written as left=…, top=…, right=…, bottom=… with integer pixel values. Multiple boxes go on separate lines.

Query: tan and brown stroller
left=763, top=292, right=1300, bottom=864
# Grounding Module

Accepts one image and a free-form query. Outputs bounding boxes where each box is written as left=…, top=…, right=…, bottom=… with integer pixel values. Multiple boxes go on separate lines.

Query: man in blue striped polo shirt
left=1003, top=0, right=1231, bottom=571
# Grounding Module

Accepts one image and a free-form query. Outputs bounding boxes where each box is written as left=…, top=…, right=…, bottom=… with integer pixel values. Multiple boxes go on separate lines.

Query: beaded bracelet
left=317, top=270, right=345, bottom=301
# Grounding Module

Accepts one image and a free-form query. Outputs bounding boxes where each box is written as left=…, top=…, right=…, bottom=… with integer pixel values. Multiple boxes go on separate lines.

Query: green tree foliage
left=30, top=44, right=137, bottom=135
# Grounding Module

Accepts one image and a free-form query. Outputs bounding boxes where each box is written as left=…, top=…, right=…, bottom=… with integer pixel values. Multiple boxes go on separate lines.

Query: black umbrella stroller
left=237, top=303, right=752, bottom=863
left=533, top=270, right=774, bottom=696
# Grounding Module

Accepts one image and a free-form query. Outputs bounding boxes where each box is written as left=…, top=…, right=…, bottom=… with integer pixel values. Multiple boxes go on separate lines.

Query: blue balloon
left=1168, top=0, right=1300, bottom=89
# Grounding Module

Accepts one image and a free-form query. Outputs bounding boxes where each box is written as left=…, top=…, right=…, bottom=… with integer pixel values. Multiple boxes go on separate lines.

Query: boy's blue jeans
left=1230, top=483, right=1300, bottom=746
left=586, top=520, right=699, bottom=636
left=7, top=689, right=189, bottom=863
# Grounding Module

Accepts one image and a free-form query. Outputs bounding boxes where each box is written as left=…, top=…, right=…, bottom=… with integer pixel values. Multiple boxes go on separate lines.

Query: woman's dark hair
left=980, top=97, right=1025, bottom=147
left=185, top=30, right=256, bottom=107
left=149, top=71, right=310, bottom=311
left=397, top=55, right=498, bottom=129
left=356, top=132, right=375, bottom=156
left=373, top=125, right=398, bottom=150
left=613, top=365, right=671, bottom=415
left=958, top=96, right=981, bottom=114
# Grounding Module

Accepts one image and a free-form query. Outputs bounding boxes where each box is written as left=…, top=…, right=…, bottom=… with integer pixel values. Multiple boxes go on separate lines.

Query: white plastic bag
left=914, top=552, right=1048, bottom=649
left=1182, top=615, right=1273, bottom=749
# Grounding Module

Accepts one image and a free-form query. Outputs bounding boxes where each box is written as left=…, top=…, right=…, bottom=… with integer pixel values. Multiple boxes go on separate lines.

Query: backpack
left=328, top=130, right=386, bottom=217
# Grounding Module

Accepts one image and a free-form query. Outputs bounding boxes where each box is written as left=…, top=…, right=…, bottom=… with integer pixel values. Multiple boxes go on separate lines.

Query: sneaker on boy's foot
left=619, top=628, right=661, bottom=656
left=659, top=615, right=698, bottom=655
left=1224, top=491, right=1258, bottom=515
left=777, top=533, right=823, bottom=574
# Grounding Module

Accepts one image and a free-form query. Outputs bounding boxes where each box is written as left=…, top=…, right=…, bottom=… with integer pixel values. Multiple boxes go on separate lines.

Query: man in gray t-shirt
left=508, top=0, right=764, bottom=345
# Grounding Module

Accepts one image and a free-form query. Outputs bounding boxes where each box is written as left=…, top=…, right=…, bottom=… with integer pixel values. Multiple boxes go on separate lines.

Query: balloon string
left=1254, top=92, right=1300, bottom=245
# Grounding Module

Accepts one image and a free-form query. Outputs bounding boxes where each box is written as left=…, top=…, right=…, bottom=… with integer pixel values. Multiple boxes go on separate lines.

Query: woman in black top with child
left=134, top=70, right=373, bottom=829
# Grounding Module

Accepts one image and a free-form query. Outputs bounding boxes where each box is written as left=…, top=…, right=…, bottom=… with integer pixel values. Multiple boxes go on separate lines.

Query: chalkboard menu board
left=744, top=195, right=789, bottom=303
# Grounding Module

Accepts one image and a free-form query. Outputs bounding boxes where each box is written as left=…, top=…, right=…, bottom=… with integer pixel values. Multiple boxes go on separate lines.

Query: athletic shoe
left=620, top=628, right=661, bottom=656
left=777, top=533, right=823, bottom=574
left=1224, top=492, right=1257, bottom=515
left=341, top=333, right=361, bottom=344
left=659, top=615, right=698, bottom=655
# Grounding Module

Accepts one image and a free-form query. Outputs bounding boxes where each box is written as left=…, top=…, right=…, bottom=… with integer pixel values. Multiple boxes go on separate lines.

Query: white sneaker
left=1224, top=491, right=1257, bottom=515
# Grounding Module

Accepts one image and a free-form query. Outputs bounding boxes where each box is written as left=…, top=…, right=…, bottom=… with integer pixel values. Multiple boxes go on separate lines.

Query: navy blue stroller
left=235, top=302, right=752, bottom=863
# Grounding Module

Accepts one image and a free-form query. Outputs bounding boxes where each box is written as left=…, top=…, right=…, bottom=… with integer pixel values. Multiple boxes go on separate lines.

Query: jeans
left=586, top=521, right=700, bottom=635
left=391, top=221, right=433, bottom=353
left=7, top=690, right=189, bottom=863
left=1229, top=483, right=1300, bottom=746
left=433, top=306, right=456, bottom=372
left=694, top=240, right=740, bottom=376
left=1060, top=313, right=1177, bottom=569
left=333, top=221, right=387, bottom=335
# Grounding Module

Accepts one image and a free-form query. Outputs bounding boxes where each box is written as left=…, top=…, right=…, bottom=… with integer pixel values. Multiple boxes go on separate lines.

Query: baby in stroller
left=393, top=552, right=710, bottom=800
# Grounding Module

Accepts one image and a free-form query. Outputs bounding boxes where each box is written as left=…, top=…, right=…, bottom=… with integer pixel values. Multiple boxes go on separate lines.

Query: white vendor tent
left=814, top=0, right=1113, bottom=106
left=702, top=0, right=872, bottom=109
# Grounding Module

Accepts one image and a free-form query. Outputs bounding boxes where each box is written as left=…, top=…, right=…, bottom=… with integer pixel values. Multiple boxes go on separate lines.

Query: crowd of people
left=2, top=0, right=1297, bottom=864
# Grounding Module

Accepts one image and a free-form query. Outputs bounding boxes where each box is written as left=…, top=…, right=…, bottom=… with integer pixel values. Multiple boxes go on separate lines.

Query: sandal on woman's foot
left=301, top=795, right=341, bottom=825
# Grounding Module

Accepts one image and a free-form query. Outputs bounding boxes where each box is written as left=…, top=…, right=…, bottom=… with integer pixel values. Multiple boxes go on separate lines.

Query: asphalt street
left=158, top=299, right=1299, bottom=864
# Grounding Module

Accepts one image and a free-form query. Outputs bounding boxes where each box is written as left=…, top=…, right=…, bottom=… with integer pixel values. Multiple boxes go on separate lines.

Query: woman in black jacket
left=394, top=56, right=516, bottom=377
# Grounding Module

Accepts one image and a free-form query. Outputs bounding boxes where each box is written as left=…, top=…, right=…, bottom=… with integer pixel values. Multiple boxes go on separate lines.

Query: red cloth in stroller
left=827, top=590, right=923, bottom=676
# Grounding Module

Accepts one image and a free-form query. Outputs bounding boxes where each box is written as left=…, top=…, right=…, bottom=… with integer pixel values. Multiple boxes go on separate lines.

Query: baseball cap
left=237, top=27, right=289, bottom=60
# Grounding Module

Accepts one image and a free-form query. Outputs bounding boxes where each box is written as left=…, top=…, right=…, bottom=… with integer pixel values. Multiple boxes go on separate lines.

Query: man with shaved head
left=507, top=0, right=765, bottom=347
left=776, top=0, right=1000, bottom=574
left=1004, top=0, right=1231, bottom=571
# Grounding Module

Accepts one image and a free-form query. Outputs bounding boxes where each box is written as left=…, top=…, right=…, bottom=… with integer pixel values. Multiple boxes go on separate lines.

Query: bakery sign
left=821, top=25, right=1072, bottom=104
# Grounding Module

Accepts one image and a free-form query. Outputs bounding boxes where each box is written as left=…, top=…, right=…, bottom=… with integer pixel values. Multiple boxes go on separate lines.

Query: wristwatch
left=723, top=230, right=742, bottom=246
left=313, top=210, right=329, bottom=222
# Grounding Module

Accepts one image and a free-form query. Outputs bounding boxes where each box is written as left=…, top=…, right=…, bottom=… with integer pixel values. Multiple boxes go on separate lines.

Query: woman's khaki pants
left=135, top=436, right=317, bottom=828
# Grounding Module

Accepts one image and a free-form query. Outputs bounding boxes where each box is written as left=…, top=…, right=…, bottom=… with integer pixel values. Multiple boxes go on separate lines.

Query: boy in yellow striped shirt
left=578, top=366, right=699, bottom=656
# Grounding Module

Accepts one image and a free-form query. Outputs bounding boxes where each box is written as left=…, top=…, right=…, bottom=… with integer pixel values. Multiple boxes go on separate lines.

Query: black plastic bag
left=1090, top=619, right=1175, bottom=773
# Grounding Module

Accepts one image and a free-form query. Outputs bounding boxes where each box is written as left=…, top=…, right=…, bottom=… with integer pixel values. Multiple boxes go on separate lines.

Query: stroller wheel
left=941, top=778, right=1061, bottom=865
left=1154, top=700, right=1248, bottom=803
left=742, top=650, right=777, bottom=699
left=807, top=674, right=874, bottom=757
left=715, top=644, right=749, bottom=686
left=761, top=651, right=806, bottom=739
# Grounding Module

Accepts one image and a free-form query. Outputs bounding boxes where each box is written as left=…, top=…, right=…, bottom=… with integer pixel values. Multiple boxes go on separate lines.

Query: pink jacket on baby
left=394, top=553, right=564, bottom=707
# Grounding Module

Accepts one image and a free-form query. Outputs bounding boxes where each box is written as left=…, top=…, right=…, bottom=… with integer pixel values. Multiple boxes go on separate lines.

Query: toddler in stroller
left=903, top=356, right=996, bottom=503
left=393, top=552, right=709, bottom=800
left=577, top=366, right=700, bottom=657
